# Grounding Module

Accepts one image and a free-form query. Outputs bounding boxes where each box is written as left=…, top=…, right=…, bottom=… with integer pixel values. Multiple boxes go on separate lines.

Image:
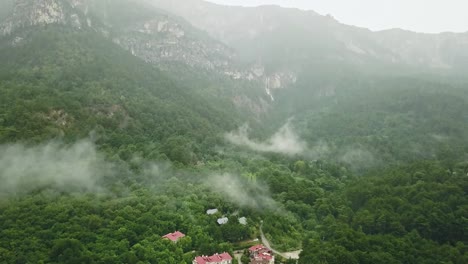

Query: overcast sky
left=206, top=0, right=468, bottom=33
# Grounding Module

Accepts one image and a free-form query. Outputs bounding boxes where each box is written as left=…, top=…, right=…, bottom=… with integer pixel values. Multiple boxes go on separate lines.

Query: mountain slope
left=1, top=0, right=273, bottom=117
left=0, top=1, right=467, bottom=264
left=147, top=0, right=468, bottom=167
left=0, top=22, right=240, bottom=164
left=81, top=0, right=272, bottom=115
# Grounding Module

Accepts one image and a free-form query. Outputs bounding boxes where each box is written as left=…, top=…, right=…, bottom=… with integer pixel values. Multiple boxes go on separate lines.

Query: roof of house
left=249, top=244, right=268, bottom=252
left=194, top=252, right=232, bottom=264
left=253, top=252, right=273, bottom=261
left=249, top=244, right=274, bottom=262
left=206, top=209, right=218, bottom=215
left=238, top=217, right=247, bottom=225
left=162, top=231, right=185, bottom=242
left=217, top=217, right=228, bottom=225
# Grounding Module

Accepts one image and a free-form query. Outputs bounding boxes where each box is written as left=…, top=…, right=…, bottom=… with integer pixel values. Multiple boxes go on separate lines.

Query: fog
left=0, top=140, right=113, bottom=195
left=0, top=0, right=14, bottom=22
left=0, top=139, right=281, bottom=212
left=225, top=123, right=306, bottom=155
left=225, top=121, right=379, bottom=170
left=206, top=173, right=280, bottom=210
left=339, top=147, right=377, bottom=170
left=206, top=0, right=468, bottom=33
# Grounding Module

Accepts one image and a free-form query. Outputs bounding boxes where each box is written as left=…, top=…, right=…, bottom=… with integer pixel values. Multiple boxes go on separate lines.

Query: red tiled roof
left=254, top=252, right=273, bottom=261
left=250, top=244, right=274, bottom=263
left=194, top=252, right=232, bottom=264
left=162, top=231, right=185, bottom=242
left=249, top=244, right=268, bottom=252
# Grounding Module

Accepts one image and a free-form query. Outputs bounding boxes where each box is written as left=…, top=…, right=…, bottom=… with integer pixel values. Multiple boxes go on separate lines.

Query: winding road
left=233, top=252, right=243, bottom=264
left=259, top=223, right=302, bottom=260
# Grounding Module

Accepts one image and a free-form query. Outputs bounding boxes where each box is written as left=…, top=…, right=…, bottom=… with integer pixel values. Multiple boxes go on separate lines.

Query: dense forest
left=0, top=26, right=244, bottom=165
left=0, top=0, right=467, bottom=263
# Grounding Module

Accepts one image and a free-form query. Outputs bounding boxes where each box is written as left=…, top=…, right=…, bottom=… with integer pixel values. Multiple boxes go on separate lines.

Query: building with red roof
left=248, top=244, right=274, bottom=264
left=249, top=245, right=266, bottom=252
left=193, top=252, right=232, bottom=264
left=162, top=231, right=185, bottom=242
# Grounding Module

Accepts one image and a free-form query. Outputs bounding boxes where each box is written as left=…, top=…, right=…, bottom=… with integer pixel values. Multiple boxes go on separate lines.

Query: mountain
left=0, top=0, right=236, bottom=73
left=146, top=0, right=468, bottom=166
left=1, top=1, right=467, bottom=264
left=150, top=0, right=468, bottom=73
left=0, top=0, right=246, bottom=165
left=2, top=0, right=468, bottom=165
left=0, top=0, right=90, bottom=35
left=0, top=0, right=273, bottom=116
left=80, top=0, right=272, bottom=115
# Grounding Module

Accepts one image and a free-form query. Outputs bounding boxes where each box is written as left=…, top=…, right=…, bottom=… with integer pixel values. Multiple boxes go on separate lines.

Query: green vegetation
left=0, top=2, right=467, bottom=264
left=0, top=174, right=253, bottom=263
left=297, top=161, right=468, bottom=263
left=267, top=70, right=468, bottom=168
left=0, top=26, right=240, bottom=165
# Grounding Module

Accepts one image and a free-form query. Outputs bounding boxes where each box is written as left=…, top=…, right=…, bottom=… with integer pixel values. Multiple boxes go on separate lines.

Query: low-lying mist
left=225, top=122, right=306, bottom=155
left=0, top=140, right=114, bottom=196
left=206, top=173, right=280, bottom=211
left=225, top=121, right=379, bottom=170
left=0, top=140, right=281, bottom=211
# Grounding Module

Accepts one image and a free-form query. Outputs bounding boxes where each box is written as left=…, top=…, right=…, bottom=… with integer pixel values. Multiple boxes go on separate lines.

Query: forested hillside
left=0, top=25, right=242, bottom=164
left=0, top=0, right=467, bottom=263
left=267, top=73, right=468, bottom=167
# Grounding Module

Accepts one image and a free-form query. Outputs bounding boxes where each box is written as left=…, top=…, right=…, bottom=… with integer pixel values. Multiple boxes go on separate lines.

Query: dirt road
left=234, top=252, right=243, bottom=264
left=260, top=223, right=302, bottom=260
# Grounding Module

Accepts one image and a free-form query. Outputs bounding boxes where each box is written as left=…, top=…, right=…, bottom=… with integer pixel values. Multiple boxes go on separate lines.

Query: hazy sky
left=206, top=0, right=468, bottom=33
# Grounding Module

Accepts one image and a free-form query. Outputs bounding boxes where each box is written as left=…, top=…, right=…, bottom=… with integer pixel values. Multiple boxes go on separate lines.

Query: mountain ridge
left=149, top=0, right=468, bottom=73
left=0, top=0, right=278, bottom=116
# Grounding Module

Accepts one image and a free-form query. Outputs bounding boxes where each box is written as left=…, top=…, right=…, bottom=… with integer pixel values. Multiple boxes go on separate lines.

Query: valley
left=0, top=0, right=467, bottom=263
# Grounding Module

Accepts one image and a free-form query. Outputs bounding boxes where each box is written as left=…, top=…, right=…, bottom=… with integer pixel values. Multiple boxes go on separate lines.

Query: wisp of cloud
left=206, top=173, right=280, bottom=211
left=0, top=140, right=113, bottom=195
left=225, top=122, right=306, bottom=155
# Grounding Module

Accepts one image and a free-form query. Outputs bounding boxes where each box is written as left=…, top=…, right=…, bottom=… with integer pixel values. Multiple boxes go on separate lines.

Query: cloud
left=339, top=147, right=376, bottom=170
left=206, top=173, right=280, bottom=210
left=225, top=122, right=306, bottom=155
left=0, top=140, right=114, bottom=196
left=305, top=140, right=331, bottom=160
left=225, top=121, right=377, bottom=171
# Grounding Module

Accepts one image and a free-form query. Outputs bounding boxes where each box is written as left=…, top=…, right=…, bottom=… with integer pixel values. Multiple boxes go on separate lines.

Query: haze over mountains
left=206, top=0, right=468, bottom=34
left=2, top=0, right=468, bottom=114
left=1, top=0, right=467, bottom=187
left=0, top=1, right=467, bottom=263
left=152, top=0, right=468, bottom=70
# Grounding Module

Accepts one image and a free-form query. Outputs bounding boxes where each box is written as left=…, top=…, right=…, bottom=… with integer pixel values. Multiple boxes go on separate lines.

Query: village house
left=249, top=244, right=274, bottom=264
left=217, top=217, right=228, bottom=225
left=162, top=231, right=185, bottom=242
left=193, top=252, right=232, bottom=264
left=206, top=208, right=219, bottom=215
left=238, top=216, right=247, bottom=225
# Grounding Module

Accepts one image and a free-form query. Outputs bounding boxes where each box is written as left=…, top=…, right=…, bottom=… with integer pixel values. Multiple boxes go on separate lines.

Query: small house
left=249, top=244, right=274, bottom=264
left=162, top=231, right=185, bottom=242
left=238, top=217, right=247, bottom=225
left=206, top=209, right=219, bottom=215
left=193, top=252, right=232, bottom=264
left=217, top=217, right=228, bottom=225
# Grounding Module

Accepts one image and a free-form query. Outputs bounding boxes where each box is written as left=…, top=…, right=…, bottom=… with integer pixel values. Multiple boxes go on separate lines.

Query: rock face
left=0, top=0, right=277, bottom=115
left=0, top=0, right=235, bottom=73
left=0, top=0, right=299, bottom=85
left=0, top=0, right=87, bottom=35
left=109, top=15, right=236, bottom=72
left=8, top=0, right=467, bottom=114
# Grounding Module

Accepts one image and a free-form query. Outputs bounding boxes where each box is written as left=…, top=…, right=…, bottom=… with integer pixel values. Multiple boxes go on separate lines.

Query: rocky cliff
left=0, top=0, right=279, bottom=116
